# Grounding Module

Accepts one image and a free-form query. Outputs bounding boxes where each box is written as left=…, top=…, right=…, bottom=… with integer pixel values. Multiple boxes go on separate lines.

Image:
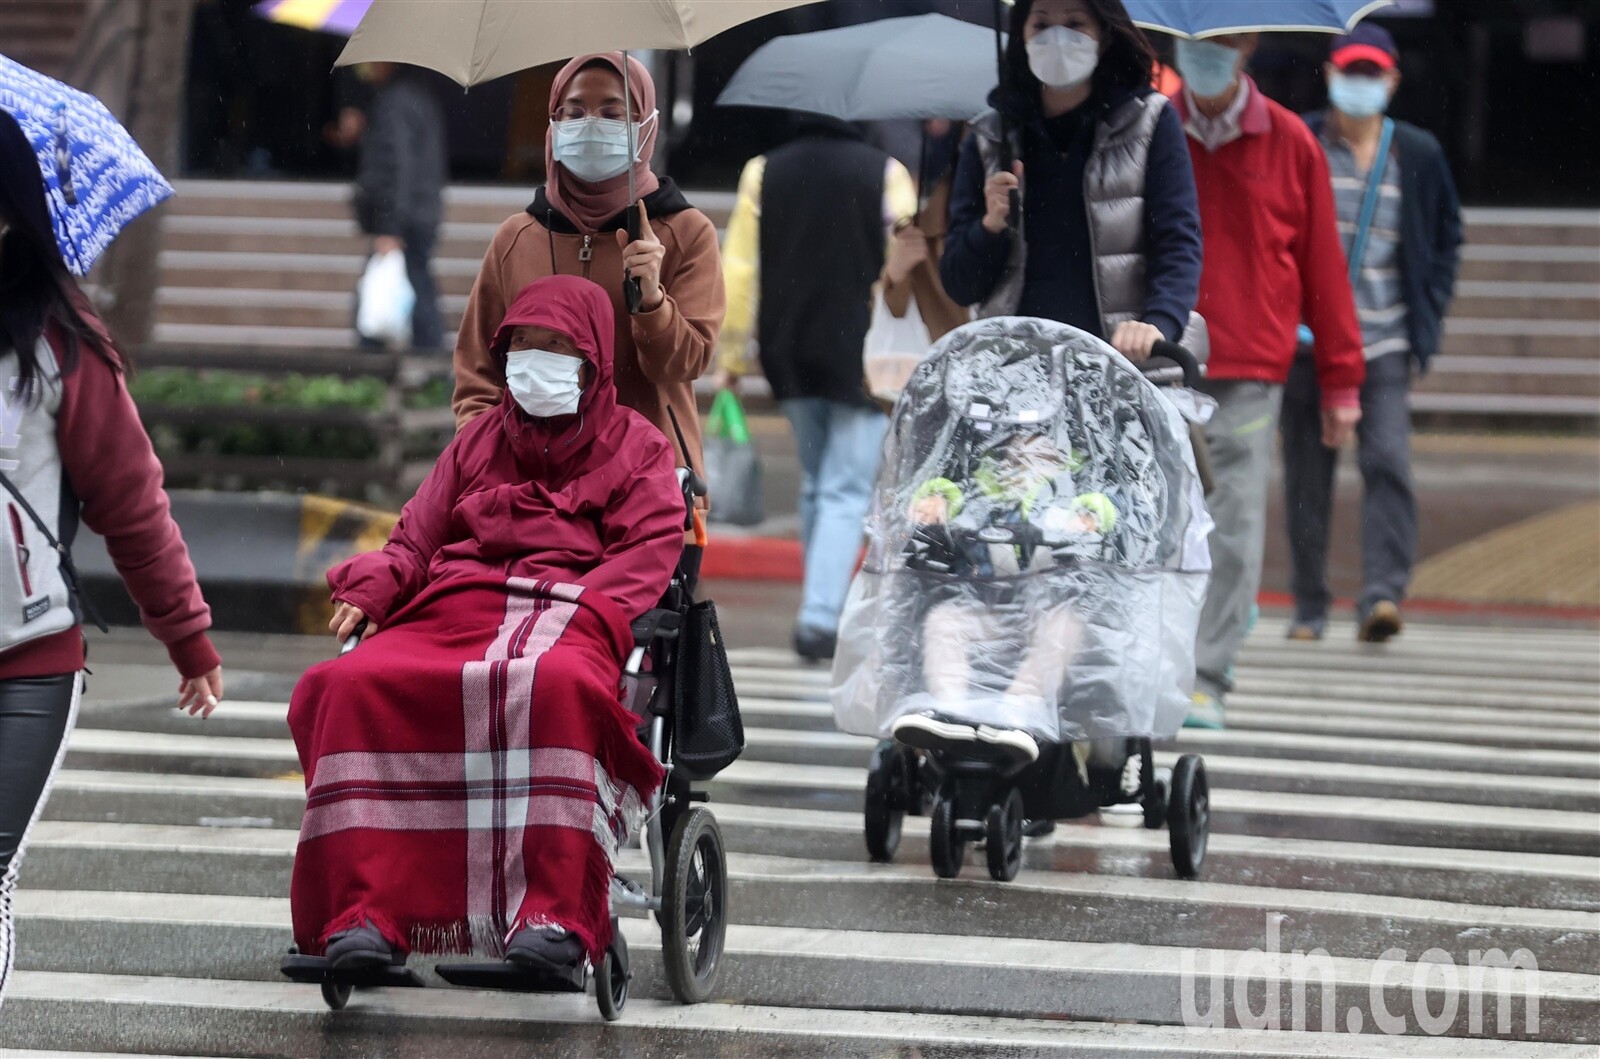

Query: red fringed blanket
left=287, top=574, right=664, bottom=963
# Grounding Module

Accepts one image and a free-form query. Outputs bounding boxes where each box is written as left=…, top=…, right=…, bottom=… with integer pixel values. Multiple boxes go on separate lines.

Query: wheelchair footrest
left=435, top=960, right=586, bottom=993
left=280, top=954, right=424, bottom=989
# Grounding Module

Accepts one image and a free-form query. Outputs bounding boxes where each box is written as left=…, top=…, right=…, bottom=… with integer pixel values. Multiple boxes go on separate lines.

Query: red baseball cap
left=1330, top=24, right=1398, bottom=71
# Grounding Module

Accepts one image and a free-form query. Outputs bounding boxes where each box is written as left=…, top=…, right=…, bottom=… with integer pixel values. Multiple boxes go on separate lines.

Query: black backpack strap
left=0, top=469, right=109, bottom=633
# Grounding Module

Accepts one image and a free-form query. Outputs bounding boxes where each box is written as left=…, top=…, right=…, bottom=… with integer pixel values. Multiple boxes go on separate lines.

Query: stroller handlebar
left=1145, top=340, right=1204, bottom=390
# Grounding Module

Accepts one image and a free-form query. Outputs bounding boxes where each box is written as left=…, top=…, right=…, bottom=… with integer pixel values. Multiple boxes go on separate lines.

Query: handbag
left=863, top=285, right=933, bottom=405
left=672, top=599, right=744, bottom=780
left=703, top=389, right=764, bottom=527
left=0, top=469, right=108, bottom=633
left=1298, top=117, right=1394, bottom=350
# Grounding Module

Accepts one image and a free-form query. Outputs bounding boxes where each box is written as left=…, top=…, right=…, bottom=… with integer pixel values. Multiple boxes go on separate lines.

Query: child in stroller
left=892, top=429, right=1120, bottom=766
left=830, top=317, right=1214, bottom=884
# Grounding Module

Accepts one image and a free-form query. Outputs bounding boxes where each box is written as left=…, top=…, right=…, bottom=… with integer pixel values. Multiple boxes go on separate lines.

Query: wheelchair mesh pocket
left=672, top=600, right=745, bottom=780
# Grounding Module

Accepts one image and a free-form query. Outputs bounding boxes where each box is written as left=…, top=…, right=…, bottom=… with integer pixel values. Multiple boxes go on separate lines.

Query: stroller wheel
left=320, top=980, right=353, bottom=1010
left=984, top=788, right=1025, bottom=882
left=929, top=794, right=965, bottom=879
left=595, top=925, right=630, bottom=1021
left=1143, top=766, right=1171, bottom=831
left=1167, top=755, right=1209, bottom=879
left=660, top=808, right=728, bottom=1003
left=864, top=743, right=907, bottom=862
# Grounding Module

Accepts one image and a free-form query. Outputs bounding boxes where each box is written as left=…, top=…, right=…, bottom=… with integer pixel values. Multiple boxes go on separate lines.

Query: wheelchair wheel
left=929, top=794, right=965, bottom=880
left=1167, top=755, right=1209, bottom=879
left=320, top=980, right=352, bottom=1010
left=595, top=927, right=629, bottom=1022
left=984, top=787, right=1024, bottom=882
left=1143, top=766, right=1171, bottom=831
left=661, top=807, right=727, bottom=1004
left=864, top=742, right=910, bottom=862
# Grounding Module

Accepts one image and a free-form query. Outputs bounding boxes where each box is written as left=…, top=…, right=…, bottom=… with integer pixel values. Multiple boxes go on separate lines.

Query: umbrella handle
left=998, top=134, right=1021, bottom=232
left=623, top=49, right=644, bottom=315
left=623, top=205, right=644, bottom=315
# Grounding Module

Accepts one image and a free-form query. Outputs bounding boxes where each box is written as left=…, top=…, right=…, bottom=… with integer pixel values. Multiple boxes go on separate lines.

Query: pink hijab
left=544, top=52, right=661, bottom=235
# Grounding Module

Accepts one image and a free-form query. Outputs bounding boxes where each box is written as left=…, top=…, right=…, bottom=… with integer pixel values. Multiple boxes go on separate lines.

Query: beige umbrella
left=337, top=0, right=825, bottom=310
left=335, top=0, right=825, bottom=88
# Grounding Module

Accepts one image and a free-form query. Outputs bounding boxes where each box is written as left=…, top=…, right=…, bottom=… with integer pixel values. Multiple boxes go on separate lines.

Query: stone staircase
left=0, top=0, right=90, bottom=79
left=150, top=180, right=1597, bottom=424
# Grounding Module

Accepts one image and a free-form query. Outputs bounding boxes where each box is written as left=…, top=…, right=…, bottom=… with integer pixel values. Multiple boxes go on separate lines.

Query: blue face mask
left=1328, top=72, right=1391, bottom=118
left=1175, top=38, right=1241, bottom=100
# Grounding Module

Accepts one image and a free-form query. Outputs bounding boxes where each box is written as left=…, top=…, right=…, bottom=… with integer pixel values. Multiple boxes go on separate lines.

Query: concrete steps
left=144, top=180, right=1596, bottom=424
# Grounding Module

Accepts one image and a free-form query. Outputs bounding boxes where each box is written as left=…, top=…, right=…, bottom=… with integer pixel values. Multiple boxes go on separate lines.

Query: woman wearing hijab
left=289, top=275, right=684, bottom=979
left=452, top=53, right=725, bottom=475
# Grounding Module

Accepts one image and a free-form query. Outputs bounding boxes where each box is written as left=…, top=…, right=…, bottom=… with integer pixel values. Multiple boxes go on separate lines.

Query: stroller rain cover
left=831, top=318, right=1213, bottom=744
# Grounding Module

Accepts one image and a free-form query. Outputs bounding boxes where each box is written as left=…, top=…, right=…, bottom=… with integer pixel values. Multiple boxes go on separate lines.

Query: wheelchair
left=282, top=467, right=730, bottom=1021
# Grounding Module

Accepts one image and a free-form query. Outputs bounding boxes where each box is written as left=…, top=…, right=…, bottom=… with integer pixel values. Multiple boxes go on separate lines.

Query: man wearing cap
left=1283, top=25, right=1463, bottom=645
left=1169, top=33, right=1365, bottom=729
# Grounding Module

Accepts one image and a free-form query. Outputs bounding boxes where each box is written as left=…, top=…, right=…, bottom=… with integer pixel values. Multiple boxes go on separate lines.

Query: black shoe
left=505, top=924, right=585, bottom=975
left=793, top=626, right=837, bottom=663
left=324, top=920, right=398, bottom=970
left=1358, top=600, right=1403, bottom=643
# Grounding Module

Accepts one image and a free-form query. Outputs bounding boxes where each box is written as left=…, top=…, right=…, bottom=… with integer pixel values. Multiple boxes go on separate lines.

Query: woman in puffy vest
left=941, top=0, right=1204, bottom=361
left=0, top=109, right=223, bottom=1009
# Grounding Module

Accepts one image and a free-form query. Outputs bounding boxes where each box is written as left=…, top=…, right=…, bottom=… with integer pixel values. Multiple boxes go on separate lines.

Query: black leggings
left=0, top=673, right=80, bottom=1008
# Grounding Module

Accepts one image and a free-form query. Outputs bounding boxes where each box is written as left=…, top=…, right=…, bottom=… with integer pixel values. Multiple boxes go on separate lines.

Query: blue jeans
left=780, top=398, right=887, bottom=635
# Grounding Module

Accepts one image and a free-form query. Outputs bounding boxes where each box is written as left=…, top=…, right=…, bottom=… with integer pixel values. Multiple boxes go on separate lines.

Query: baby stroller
left=832, top=318, right=1214, bottom=883
left=282, top=460, right=741, bottom=1020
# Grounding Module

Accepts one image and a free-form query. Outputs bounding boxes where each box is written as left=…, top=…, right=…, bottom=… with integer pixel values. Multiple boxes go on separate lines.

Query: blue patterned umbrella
left=0, top=53, right=174, bottom=276
left=1123, top=0, right=1393, bottom=39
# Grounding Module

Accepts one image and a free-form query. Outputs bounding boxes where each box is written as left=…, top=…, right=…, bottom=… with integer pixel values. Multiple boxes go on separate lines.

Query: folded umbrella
left=0, top=53, right=174, bottom=276
left=717, top=13, right=1001, bottom=122
left=1122, top=0, right=1394, bottom=39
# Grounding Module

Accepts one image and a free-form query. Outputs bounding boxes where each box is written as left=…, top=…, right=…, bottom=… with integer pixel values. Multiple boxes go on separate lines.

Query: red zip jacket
left=0, top=314, right=219, bottom=680
left=1174, top=79, right=1364, bottom=403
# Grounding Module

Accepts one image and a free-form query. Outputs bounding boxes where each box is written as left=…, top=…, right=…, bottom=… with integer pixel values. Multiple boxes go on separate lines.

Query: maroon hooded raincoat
left=330, top=275, right=686, bottom=625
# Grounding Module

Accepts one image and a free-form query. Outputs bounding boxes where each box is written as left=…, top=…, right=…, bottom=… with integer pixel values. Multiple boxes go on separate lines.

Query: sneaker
left=324, top=920, right=398, bottom=970
left=505, top=924, right=584, bottom=975
left=793, top=625, right=837, bottom=663
left=1358, top=600, right=1403, bottom=644
left=1286, top=619, right=1325, bottom=641
left=892, top=713, right=979, bottom=754
left=1183, top=691, right=1226, bottom=730
left=1101, top=750, right=1144, bottom=819
left=975, top=725, right=1040, bottom=765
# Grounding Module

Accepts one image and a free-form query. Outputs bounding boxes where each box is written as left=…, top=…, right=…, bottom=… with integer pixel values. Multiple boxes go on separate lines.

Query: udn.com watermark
left=1181, top=915, right=1541, bottom=1036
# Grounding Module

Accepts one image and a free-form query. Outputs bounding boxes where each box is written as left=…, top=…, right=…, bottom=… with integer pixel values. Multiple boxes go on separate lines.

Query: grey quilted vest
left=971, top=95, right=1209, bottom=357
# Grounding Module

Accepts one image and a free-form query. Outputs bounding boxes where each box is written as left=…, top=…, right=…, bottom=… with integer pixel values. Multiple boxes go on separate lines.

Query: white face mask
left=551, top=111, right=657, bottom=183
left=505, top=348, right=584, bottom=418
left=1026, top=25, right=1101, bottom=90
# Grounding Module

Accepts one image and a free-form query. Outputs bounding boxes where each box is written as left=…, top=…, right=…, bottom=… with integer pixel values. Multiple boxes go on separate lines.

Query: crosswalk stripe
left=9, top=619, right=1599, bottom=1055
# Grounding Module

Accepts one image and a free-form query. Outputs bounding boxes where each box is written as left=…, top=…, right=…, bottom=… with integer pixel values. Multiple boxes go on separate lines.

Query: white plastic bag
left=863, top=287, right=933, bottom=405
left=356, top=249, right=415, bottom=347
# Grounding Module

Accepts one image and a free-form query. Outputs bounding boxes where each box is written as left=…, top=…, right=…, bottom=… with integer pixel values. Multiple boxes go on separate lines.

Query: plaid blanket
left=287, top=575, right=663, bottom=963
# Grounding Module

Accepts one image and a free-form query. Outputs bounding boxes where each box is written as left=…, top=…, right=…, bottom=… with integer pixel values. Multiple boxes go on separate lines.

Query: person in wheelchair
left=890, top=429, right=1119, bottom=766
left=287, top=275, right=686, bottom=983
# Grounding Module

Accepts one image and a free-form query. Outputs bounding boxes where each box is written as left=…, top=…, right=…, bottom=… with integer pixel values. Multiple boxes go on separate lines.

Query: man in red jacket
left=1171, top=32, right=1365, bottom=728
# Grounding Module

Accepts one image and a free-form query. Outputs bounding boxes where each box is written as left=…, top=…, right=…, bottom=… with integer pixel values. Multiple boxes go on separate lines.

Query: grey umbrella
left=716, top=13, right=1001, bottom=123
